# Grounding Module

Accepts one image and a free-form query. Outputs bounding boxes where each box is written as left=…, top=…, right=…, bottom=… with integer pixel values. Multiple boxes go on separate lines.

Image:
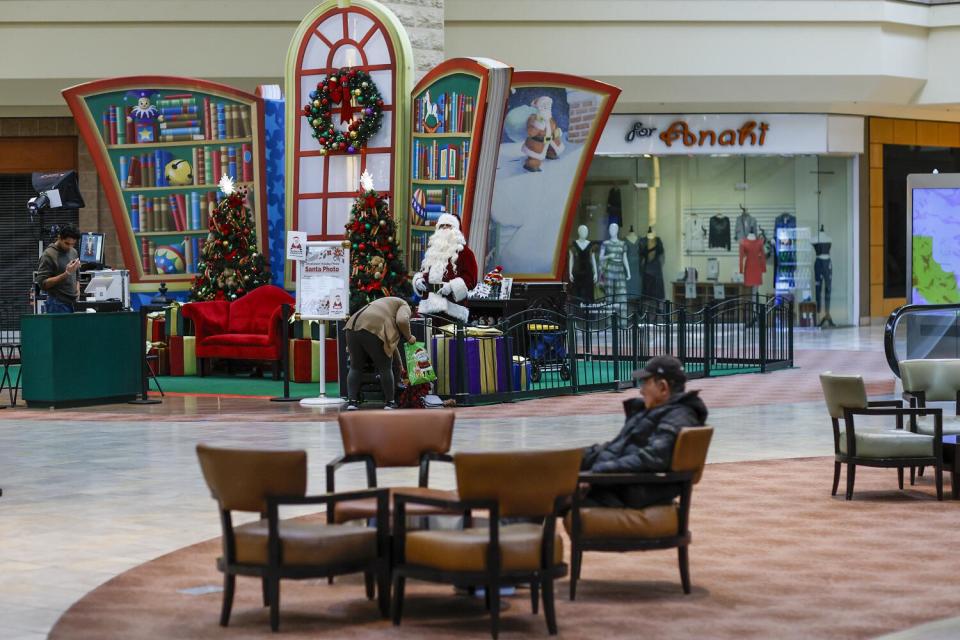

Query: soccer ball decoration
left=164, top=159, right=193, bottom=186
left=303, top=68, right=384, bottom=154
left=154, top=244, right=186, bottom=274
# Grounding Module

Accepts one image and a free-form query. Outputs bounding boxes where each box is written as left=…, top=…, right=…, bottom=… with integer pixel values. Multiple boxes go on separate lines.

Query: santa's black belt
left=531, top=135, right=545, bottom=142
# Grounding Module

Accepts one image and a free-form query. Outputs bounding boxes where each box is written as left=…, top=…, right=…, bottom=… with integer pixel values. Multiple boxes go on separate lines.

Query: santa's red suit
left=413, top=213, right=478, bottom=323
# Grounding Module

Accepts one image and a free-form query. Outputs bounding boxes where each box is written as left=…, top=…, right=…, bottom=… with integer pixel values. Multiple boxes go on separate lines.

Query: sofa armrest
left=182, top=301, right=230, bottom=340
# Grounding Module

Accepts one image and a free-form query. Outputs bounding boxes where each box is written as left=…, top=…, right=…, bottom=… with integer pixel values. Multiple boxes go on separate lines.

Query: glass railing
left=884, top=303, right=960, bottom=377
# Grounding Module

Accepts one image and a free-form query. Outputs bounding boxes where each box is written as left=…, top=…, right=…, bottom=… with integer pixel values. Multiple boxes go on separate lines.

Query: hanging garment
left=569, top=241, right=596, bottom=302
left=606, top=187, right=622, bottom=226
left=624, top=237, right=643, bottom=297
left=734, top=212, right=758, bottom=241
left=739, top=237, right=766, bottom=287
left=708, top=215, right=731, bottom=251
left=640, top=237, right=665, bottom=300
left=601, top=238, right=628, bottom=299
left=685, top=215, right=707, bottom=252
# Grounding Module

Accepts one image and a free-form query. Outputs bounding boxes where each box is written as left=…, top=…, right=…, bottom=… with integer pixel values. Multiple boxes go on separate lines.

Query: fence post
left=567, top=312, right=579, bottom=393
left=703, top=304, right=712, bottom=378
left=611, top=309, right=621, bottom=383
left=677, top=307, right=686, bottom=364
left=759, top=301, right=768, bottom=373
left=788, top=298, right=794, bottom=367
left=631, top=309, right=640, bottom=375
left=666, top=305, right=673, bottom=354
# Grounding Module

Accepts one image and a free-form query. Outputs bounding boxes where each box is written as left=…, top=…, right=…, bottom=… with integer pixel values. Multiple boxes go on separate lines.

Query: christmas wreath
left=303, top=68, right=384, bottom=155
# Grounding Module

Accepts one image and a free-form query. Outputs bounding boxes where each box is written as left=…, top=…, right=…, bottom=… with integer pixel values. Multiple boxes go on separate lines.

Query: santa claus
left=413, top=213, right=478, bottom=323
left=522, top=96, right=565, bottom=172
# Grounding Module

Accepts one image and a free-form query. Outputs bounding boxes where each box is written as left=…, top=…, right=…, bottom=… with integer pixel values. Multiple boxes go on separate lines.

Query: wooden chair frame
left=215, top=487, right=390, bottom=631
left=568, top=469, right=697, bottom=600
left=390, top=493, right=571, bottom=639
left=832, top=401, right=943, bottom=500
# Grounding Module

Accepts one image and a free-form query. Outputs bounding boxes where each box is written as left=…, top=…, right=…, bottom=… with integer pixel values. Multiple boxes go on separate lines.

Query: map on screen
left=912, top=187, right=960, bottom=304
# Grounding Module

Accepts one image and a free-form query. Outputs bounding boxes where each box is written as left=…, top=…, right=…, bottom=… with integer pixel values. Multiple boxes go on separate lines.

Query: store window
left=577, top=154, right=856, bottom=325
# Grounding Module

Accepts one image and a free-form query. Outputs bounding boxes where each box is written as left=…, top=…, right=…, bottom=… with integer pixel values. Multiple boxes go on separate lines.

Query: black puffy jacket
left=581, top=391, right=709, bottom=508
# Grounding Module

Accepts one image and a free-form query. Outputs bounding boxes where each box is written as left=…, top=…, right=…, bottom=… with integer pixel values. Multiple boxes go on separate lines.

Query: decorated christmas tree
left=189, top=175, right=271, bottom=301
left=345, top=170, right=412, bottom=312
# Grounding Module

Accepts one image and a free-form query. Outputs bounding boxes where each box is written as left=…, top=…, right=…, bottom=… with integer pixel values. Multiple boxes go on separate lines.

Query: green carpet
left=151, top=375, right=339, bottom=398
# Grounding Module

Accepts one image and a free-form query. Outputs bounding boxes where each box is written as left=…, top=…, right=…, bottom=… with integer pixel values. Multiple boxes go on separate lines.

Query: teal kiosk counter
left=21, top=312, right=142, bottom=407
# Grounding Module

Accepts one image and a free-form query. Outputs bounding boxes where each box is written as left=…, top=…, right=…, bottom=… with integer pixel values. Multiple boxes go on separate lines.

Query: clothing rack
left=682, top=205, right=797, bottom=256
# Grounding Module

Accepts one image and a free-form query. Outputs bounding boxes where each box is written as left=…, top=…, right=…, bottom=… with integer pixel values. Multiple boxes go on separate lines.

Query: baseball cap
left=633, top=356, right=686, bottom=386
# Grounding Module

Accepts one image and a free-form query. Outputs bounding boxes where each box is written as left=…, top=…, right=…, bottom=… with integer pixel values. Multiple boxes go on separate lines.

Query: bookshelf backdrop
left=63, top=77, right=269, bottom=293
left=407, top=69, right=482, bottom=270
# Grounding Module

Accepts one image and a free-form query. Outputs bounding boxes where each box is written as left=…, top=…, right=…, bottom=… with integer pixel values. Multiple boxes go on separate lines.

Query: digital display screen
left=79, top=232, right=104, bottom=264
left=911, top=188, right=960, bottom=304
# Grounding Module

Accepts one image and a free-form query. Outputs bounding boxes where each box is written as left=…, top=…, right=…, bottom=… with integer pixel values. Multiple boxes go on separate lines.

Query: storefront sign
left=598, top=114, right=863, bottom=156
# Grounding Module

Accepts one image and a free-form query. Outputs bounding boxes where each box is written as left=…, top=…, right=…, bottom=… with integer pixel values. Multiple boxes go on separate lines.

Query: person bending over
left=343, top=296, right=416, bottom=410
left=580, top=355, right=708, bottom=508
left=35, top=224, right=81, bottom=314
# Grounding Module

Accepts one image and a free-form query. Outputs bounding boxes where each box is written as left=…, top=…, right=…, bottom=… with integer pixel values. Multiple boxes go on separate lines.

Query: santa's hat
left=532, top=96, right=553, bottom=109
left=436, top=213, right=461, bottom=230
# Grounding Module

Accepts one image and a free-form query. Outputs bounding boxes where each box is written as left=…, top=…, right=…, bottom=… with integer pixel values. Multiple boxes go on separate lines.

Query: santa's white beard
left=422, top=228, right=465, bottom=283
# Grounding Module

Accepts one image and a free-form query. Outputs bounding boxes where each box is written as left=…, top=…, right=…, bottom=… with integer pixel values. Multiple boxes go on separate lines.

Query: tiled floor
left=0, top=324, right=931, bottom=638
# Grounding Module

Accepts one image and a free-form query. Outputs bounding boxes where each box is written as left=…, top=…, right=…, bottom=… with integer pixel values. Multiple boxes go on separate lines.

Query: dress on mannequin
left=601, top=237, right=629, bottom=300
left=640, top=233, right=665, bottom=300
left=813, top=226, right=834, bottom=325
left=624, top=228, right=642, bottom=297
left=739, top=234, right=766, bottom=287
left=569, top=240, right=596, bottom=301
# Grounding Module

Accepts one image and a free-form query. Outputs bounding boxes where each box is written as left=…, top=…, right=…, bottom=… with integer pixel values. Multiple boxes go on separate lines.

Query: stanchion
left=129, top=304, right=162, bottom=405
left=300, top=319, right=343, bottom=406
left=271, top=303, right=304, bottom=402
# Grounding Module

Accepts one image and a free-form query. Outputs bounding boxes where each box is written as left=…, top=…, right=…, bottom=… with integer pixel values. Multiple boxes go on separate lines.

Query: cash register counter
left=21, top=311, right=141, bottom=408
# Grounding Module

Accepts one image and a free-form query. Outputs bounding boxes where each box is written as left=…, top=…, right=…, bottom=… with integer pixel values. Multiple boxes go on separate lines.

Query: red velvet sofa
left=181, top=285, right=295, bottom=378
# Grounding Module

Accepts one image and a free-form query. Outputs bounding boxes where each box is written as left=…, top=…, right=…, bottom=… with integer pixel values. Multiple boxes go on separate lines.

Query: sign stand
left=299, top=320, right=342, bottom=406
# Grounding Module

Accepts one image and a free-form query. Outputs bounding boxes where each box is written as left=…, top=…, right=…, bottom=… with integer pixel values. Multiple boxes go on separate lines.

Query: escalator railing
left=884, top=303, right=960, bottom=377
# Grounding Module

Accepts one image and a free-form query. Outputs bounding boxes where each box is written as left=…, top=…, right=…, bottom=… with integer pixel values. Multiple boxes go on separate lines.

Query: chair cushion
left=839, top=430, right=934, bottom=458
left=562, top=504, right=679, bottom=540
left=332, top=487, right=459, bottom=524
left=233, top=519, right=377, bottom=566
left=405, top=523, right=563, bottom=572
left=201, top=333, right=274, bottom=347
left=914, top=415, right=960, bottom=436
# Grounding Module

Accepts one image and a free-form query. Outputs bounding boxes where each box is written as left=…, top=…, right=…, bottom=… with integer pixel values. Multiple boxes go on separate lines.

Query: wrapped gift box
left=165, top=303, right=192, bottom=337
left=432, top=335, right=509, bottom=396
left=146, top=314, right=166, bottom=343
left=512, top=356, right=532, bottom=391
left=168, top=335, right=197, bottom=376
left=291, top=319, right=322, bottom=340
left=148, top=343, right=169, bottom=376
left=288, top=338, right=339, bottom=382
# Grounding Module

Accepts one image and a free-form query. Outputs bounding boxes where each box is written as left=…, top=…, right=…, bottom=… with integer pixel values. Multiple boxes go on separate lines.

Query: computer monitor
left=79, top=232, right=104, bottom=264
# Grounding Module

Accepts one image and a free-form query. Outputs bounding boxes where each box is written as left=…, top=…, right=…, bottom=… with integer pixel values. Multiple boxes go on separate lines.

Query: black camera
left=27, top=170, right=85, bottom=214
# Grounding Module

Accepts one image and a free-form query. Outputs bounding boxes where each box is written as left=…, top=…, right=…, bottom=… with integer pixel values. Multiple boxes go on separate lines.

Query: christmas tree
left=345, top=170, right=412, bottom=312
left=189, top=175, right=271, bottom=301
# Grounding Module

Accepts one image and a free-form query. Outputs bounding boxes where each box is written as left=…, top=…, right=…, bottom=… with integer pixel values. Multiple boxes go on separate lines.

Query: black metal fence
left=418, top=294, right=793, bottom=406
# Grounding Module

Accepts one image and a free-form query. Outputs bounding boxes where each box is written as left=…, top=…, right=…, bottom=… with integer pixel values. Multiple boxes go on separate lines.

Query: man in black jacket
left=581, top=355, right=708, bottom=508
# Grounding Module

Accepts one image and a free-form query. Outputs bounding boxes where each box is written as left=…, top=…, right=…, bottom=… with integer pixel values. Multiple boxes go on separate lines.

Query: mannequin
left=813, top=224, right=835, bottom=327
left=739, top=230, right=766, bottom=290
left=568, top=224, right=598, bottom=301
left=599, top=222, right=630, bottom=303
left=640, top=226, right=665, bottom=300
left=624, top=225, right=642, bottom=297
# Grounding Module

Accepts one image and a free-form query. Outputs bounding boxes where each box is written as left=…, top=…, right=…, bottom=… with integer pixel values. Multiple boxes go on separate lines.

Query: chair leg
left=391, top=573, right=405, bottom=626
left=935, top=461, right=944, bottom=501
left=530, top=580, right=539, bottom=614
left=198, top=358, right=206, bottom=377
left=542, top=577, right=558, bottom=636
left=910, top=466, right=916, bottom=486
left=377, top=563, right=390, bottom=619
left=845, top=463, right=856, bottom=500
left=364, top=571, right=375, bottom=600
left=678, top=545, right=691, bottom=594
left=897, top=467, right=904, bottom=490
left=570, top=548, right=583, bottom=601
left=489, top=580, right=500, bottom=640
left=919, top=465, right=925, bottom=477
left=261, top=577, right=269, bottom=606
left=953, top=469, right=960, bottom=500
left=831, top=461, right=841, bottom=496
left=219, top=573, right=235, bottom=627
left=268, top=577, right=280, bottom=632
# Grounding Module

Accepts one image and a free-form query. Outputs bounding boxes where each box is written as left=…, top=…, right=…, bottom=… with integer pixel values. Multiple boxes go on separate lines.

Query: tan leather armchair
left=565, top=426, right=713, bottom=600
left=900, top=358, right=960, bottom=495
left=327, top=410, right=458, bottom=524
left=391, top=449, right=583, bottom=639
left=820, top=372, right=943, bottom=500
left=196, top=444, right=390, bottom=631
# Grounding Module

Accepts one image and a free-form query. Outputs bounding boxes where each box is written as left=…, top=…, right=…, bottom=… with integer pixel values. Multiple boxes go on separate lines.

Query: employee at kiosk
left=35, top=224, right=81, bottom=314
